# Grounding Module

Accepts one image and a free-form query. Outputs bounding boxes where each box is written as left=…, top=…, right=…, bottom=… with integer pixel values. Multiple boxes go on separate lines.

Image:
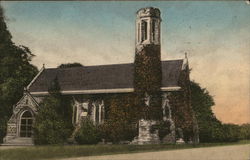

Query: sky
left=1, top=1, right=250, bottom=124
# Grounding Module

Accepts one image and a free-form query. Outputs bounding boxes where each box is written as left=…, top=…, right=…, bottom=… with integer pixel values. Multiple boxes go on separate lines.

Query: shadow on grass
left=0, top=140, right=250, bottom=160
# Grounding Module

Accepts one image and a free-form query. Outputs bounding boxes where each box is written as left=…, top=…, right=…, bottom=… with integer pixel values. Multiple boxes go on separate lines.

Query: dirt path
left=59, top=144, right=250, bottom=160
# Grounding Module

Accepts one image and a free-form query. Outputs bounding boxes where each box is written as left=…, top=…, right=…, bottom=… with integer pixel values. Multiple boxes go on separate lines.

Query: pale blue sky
left=1, top=1, right=250, bottom=124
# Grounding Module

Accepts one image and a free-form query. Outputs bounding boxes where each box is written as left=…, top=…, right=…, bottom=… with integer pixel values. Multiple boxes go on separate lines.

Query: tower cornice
left=136, top=7, right=161, bottom=19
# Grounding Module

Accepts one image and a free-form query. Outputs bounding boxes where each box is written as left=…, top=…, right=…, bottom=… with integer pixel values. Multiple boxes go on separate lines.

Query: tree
left=33, top=78, right=73, bottom=145
left=190, top=81, right=241, bottom=142
left=0, top=4, right=38, bottom=142
left=221, top=124, right=240, bottom=142
left=190, top=81, right=222, bottom=142
left=57, top=63, right=83, bottom=68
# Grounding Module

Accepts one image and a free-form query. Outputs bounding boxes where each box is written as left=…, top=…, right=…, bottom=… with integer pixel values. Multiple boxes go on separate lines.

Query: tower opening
left=141, top=20, right=148, bottom=42
left=137, top=23, right=140, bottom=43
left=152, top=19, right=156, bottom=41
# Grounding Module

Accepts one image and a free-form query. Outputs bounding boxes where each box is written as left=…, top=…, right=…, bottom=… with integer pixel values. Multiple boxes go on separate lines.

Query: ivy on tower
left=134, top=7, right=162, bottom=120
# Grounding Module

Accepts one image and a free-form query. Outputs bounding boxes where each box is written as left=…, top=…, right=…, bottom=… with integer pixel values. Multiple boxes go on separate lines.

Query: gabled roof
left=28, top=60, right=184, bottom=95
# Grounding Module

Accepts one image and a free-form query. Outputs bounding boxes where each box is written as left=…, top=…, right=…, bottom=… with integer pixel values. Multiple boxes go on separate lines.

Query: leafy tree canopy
left=190, top=81, right=241, bottom=142
left=0, top=4, right=38, bottom=142
left=57, top=63, right=83, bottom=68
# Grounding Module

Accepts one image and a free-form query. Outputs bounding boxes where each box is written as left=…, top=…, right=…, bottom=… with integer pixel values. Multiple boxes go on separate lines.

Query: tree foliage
left=33, top=78, right=73, bottom=145
left=239, top=124, right=250, bottom=140
left=190, top=81, right=241, bottom=142
left=57, top=63, right=83, bottom=68
left=0, top=5, right=38, bottom=142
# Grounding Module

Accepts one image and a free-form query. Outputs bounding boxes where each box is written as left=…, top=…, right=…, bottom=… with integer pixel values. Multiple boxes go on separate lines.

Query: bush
left=198, top=122, right=241, bottom=143
left=100, top=120, right=137, bottom=143
left=75, top=118, right=101, bottom=144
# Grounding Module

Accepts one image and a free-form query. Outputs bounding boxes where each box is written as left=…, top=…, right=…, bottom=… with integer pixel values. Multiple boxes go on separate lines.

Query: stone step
left=2, top=138, right=34, bottom=146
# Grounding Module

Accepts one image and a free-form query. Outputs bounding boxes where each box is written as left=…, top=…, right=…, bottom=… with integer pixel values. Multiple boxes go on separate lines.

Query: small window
left=152, top=19, right=156, bottom=41
left=73, top=106, right=77, bottom=124
left=141, top=20, right=147, bottom=41
left=95, top=105, right=99, bottom=123
left=137, top=23, right=140, bottom=43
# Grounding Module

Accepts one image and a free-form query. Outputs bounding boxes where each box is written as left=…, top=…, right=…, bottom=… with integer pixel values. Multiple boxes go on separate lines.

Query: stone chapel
left=3, top=7, right=199, bottom=145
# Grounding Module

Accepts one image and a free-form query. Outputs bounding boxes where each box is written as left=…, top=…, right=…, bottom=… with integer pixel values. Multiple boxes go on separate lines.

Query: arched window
left=20, top=111, right=33, bottom=137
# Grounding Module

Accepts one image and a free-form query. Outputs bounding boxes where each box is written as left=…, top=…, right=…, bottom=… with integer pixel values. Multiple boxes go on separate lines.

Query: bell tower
left=134, top=7, right=162, bottom=120
left=136, top=7, right=161, bottom=49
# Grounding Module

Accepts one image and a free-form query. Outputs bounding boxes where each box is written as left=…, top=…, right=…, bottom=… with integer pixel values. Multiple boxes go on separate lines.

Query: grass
left=0, top=140, right=250, bottom=160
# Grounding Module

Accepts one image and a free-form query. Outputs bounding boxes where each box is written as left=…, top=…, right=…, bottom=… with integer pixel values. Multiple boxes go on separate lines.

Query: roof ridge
left=44, top=59, right=184, bottom=70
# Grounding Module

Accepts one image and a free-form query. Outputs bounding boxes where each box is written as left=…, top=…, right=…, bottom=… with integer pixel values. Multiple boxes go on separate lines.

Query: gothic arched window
left=20, top=111, right=33, bottom=137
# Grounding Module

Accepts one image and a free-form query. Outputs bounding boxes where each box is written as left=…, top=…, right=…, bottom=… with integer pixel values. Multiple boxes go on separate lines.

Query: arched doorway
left=20, top=111, right=33, bottom=137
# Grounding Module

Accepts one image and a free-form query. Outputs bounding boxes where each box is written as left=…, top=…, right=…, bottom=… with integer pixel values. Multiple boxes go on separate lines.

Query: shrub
left=198, top=122, right=240, bottom=143
left=100, top=120, right=137, bottom=143
left=75, top=118, right=101, bottom=144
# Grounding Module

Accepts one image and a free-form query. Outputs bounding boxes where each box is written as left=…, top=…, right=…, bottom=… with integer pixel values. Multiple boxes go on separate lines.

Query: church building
left=3, top=7, right=199, bottom=145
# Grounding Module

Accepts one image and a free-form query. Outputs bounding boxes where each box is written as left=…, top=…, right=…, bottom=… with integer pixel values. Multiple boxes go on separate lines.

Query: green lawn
left=1, top=140, right=250, bottom=160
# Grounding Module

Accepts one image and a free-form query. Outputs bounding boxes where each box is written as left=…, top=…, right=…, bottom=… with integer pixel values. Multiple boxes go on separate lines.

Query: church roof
left=28, top=60, right=184, bottom=95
